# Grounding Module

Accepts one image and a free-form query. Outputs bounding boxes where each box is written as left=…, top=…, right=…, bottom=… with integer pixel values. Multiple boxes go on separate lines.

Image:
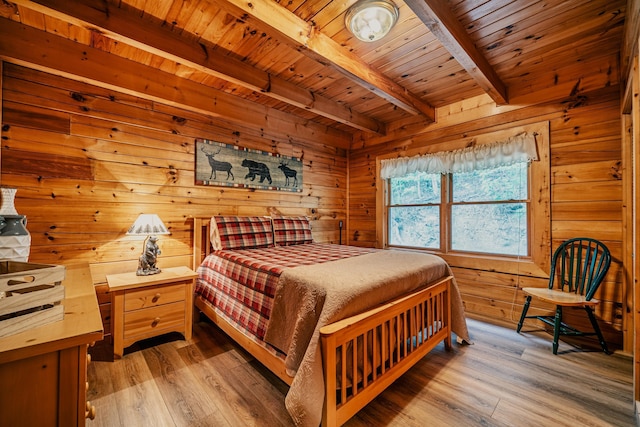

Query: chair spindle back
left=550, top=238, right=611, bottom=301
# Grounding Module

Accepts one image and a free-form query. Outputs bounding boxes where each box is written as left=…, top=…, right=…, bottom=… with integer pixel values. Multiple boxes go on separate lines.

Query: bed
left=192, top=215, right=469, bottom=427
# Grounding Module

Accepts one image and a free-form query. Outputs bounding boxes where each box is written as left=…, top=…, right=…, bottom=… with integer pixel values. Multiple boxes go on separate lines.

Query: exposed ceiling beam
left=0, top=19, right=352, bottom=148
left=11, top=0, right=386, bottom=135
left=404, top=0, right=509, bottom=105
left=219, top=0, right=436, bottom=122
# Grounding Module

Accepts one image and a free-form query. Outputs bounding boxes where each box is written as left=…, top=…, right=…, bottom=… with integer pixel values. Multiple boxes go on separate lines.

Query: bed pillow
left=210, top=215, right=274, bottom=250
left=272, top=216, right=313, bottom=246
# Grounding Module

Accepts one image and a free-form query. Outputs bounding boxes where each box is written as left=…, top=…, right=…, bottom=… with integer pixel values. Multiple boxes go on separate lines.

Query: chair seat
left=521, top=287, right=599, bottom=307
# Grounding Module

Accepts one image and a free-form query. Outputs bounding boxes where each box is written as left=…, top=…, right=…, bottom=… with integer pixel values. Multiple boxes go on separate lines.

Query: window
left=377, top=124, right=550, bottom=276
left=388, top=172, right=442, bottom=249
left=388, top=163, right=529, bottom=256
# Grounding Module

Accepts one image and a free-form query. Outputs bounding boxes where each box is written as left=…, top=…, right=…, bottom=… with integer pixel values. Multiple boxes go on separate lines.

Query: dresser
left=0, top=264, right=104, bottom=427
left=107, top=266, right=197, bottom=358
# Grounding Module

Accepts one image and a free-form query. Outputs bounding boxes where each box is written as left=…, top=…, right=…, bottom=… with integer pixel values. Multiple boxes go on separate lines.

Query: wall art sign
left=195, top=138, right=303, bottom=192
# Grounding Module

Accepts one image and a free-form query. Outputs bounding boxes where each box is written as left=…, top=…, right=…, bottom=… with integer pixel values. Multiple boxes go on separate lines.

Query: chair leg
left=585, top=306, right=609, bottom=354
left=552, top=306, right=562, bottom=355
left=517, top=296, right=532, bottom=333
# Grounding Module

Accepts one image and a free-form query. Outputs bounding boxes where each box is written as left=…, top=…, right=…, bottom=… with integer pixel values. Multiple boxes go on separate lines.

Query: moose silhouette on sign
left=278, top=161, right=298, bottom=187
left=201, top=146, right=234, bottom=180
left=242, top=159, right=272, bottom=184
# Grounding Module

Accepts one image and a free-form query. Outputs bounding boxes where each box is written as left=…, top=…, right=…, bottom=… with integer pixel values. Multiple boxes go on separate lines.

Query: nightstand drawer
left=123, top=283, right=187, bottom=312
left=123, top=301, right=185, bottom=343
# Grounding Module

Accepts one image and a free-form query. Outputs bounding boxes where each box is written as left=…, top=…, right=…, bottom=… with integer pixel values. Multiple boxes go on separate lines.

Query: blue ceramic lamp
left=0, top=188, right=31, bottom=262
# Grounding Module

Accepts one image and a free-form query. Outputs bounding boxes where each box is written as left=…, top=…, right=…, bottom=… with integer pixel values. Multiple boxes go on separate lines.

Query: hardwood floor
left=87, top=315, right=634, bottom=427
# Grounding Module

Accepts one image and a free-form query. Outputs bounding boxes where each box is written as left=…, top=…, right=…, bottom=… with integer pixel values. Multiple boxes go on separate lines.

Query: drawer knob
left=152, top=293, right=161, bottom=303
left=85, top=401, right=96, bottom=420
left=151, top=317, right=161, bottom=327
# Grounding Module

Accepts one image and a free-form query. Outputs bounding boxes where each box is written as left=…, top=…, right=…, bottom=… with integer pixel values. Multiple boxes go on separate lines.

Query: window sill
left=386, top=246, right=548, bottom=277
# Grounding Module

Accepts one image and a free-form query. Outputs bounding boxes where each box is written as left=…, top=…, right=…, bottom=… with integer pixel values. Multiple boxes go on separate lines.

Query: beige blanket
left=264, top=250, right=470, bottom=427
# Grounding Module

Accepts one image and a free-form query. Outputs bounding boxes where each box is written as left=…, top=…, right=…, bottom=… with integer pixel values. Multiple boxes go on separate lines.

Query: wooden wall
left=623, top=0, right=640, bottom=406
left=348, top=85, right=625, bottom=348
left=0, top=63, right=348, bottom=342
left=0, top=36, right=627, bottom=351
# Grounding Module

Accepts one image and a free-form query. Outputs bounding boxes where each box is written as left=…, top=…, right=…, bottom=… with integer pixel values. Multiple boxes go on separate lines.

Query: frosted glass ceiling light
left=345, top=0, right=399, bottom=42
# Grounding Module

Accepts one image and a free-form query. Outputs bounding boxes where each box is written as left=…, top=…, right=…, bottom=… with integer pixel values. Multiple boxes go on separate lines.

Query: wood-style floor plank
left=87, top=315, right=633, bottom=426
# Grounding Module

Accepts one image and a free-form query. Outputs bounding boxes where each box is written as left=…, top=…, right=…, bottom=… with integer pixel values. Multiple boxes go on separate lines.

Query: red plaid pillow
left=272, top=216, right=313, bottom=246
left=210, top=216, right=274, bottom=250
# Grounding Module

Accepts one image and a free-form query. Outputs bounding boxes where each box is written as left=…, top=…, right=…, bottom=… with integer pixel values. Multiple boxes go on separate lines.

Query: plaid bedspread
left=195, top=243, right=377, bottom=341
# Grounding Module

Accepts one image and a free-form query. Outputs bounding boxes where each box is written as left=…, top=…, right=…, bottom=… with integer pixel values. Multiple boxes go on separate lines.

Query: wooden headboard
left=192, top=217, right=212, bottom=270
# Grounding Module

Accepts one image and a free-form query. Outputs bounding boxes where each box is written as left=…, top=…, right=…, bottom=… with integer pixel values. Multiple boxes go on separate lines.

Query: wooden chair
left=517, top=237, right=611, bottom=354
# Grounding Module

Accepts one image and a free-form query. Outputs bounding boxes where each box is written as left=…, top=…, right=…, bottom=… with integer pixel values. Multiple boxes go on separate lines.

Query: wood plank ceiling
left=0, top=0, right=627, bottom=140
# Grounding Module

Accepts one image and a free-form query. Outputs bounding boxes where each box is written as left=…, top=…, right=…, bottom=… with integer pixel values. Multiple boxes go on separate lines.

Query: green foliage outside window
left=388, top=163, right=529, bottom=256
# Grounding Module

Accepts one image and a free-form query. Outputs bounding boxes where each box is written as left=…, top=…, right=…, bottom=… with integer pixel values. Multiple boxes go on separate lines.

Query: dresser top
left=0, top=263, right=103, bottom=364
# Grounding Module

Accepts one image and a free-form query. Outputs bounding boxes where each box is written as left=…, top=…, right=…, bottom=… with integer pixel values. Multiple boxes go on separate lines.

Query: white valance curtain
left=380, top=132, right=538, bottom=179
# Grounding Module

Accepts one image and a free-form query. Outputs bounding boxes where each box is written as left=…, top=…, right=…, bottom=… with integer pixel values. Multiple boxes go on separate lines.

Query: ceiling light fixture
left=345, top=0, right=399, bottom=42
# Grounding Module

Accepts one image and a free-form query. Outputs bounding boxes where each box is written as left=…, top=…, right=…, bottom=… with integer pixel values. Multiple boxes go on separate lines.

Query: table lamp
left=127, top=214, right=170, bottom=276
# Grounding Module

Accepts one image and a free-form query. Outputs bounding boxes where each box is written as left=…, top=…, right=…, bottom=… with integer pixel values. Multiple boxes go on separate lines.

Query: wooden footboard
left=320, top=276, right=451, bottom=427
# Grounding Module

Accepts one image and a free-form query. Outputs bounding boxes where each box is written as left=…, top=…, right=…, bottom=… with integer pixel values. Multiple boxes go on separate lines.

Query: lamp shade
left=345, top=0, right=399, bottom=42
left=126, top=214, right=170, bottom=236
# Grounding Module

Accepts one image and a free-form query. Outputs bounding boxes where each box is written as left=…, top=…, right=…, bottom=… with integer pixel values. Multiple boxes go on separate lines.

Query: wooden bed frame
left=191, top=217, right=452, bottom=427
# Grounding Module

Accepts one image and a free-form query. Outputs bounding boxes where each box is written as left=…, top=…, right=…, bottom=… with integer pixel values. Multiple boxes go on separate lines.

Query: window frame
left=376, top=122, right=551, bottom=277
left=387, top=173, right=444, bottom=250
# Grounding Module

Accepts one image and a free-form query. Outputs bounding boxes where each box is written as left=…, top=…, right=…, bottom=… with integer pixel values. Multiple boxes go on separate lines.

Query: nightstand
left=107, top=266, right=197, bottom=359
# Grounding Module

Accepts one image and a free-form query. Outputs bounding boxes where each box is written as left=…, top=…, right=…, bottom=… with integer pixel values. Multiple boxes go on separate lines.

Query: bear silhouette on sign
left=242, top=159, right=272, bottom=184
